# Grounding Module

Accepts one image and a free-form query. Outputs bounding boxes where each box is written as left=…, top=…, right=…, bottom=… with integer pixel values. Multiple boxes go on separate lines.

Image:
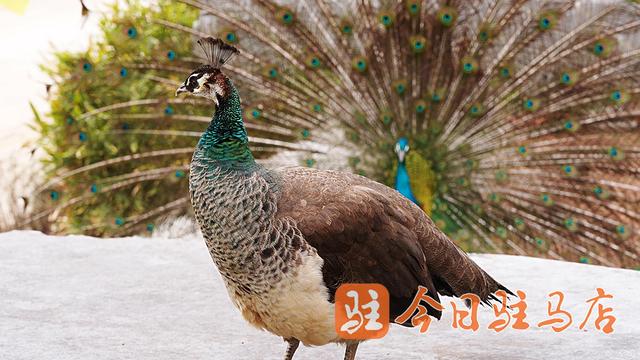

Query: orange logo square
left=335, top=283, right=390, bottom=340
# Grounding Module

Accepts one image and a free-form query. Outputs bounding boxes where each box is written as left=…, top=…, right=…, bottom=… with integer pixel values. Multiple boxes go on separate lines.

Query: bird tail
left=423, top=224, right=514, bottom=304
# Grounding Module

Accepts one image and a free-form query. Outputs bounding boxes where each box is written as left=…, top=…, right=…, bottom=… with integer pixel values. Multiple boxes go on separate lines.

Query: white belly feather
left=225, top=253, right=339, bottom=346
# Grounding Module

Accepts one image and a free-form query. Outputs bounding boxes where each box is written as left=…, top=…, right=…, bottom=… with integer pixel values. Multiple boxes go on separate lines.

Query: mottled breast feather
left=274, top=167, right=511, bottom=322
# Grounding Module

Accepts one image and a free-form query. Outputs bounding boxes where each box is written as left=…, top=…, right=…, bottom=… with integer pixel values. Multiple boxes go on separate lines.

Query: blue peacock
left=393, top=137, right=434, bottom=216
left=30, top=0, right=640, bottom=269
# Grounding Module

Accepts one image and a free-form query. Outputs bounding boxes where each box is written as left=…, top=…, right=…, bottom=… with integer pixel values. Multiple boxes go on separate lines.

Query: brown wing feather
left=275, top=167, right=511, bottom=321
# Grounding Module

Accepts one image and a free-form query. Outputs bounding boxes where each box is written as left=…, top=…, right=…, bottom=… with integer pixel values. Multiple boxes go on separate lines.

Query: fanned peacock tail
left=30, top=0, right=640, bottom=268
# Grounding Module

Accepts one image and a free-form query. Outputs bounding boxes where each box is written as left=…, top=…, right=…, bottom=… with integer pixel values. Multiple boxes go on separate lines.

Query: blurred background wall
left=0, top=0, right=110, bottom=223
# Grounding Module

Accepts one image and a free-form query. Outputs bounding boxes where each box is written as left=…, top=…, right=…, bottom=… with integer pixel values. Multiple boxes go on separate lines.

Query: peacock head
left=395, top=137, right=410, bottom=163
left=175, top=37, right=239, bottom=106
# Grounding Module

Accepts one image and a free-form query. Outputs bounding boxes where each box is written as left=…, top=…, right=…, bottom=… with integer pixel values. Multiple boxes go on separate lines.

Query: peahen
left=180, top=36, right=511, bottom=360
left=33, top=0, right=640, bottom=269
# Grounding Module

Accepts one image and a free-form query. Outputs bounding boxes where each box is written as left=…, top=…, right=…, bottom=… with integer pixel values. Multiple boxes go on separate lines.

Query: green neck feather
left=197, top=80, right=255, bottom=167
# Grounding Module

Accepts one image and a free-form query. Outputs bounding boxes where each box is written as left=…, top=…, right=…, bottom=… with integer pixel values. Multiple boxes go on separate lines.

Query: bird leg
left=343, top=342, right=359, bottom=360
left=283, top=338, right=300, bottom=360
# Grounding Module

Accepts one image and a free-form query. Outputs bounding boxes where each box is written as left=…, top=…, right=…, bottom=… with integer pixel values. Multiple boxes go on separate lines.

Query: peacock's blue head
left=395, top=137, right=410, bottom=163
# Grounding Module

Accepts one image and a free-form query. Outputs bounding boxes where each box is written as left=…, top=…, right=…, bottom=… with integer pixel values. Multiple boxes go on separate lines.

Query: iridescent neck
left=197, top=81, right=255, bottom=167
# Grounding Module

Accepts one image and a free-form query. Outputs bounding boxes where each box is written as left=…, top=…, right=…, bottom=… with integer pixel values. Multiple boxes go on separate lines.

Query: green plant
left=34, top=1, right=199, bottom=235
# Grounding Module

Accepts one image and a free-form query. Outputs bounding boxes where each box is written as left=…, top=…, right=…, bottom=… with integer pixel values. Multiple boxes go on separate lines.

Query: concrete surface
left=1, top=231, right=639, bottom=359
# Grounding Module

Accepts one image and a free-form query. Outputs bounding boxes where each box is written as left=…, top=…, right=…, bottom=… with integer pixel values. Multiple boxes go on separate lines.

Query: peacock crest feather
left=29, top=0, right=640, bottom=268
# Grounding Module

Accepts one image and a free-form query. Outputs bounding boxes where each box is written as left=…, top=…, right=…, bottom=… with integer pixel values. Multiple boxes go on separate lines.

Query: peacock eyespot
left=352, top=57, right=368, bottom=72
left=500, top=67, right=510, bottom=78
left=78, top=132, right=87, bottom=141
left=82, top=62, right=92, bottom=72
left=561, top=73, right=571, bottom=84
left=276, top=8, right=295, bottom=25
left=469, top=103, right=484, bottom=117
left=175, top=170, right=185, bottom=178
left=608, top=147, right=623, bottom=160
left=146, top=223, right=154, bottom=232
left=307, top=57, right=321, bottom=68
left=518, top=146, right=526, bottom=154
left=164, top=105, right=174, bottom=115
left=523, top=99, right=539, bottom=111
left=167, top=50, right=176, bottom=61
left=312, top=104, right=322, bottom=112
left=437, top=7, right=457, bottom=27
left=127, top=27, right=137, bottom=39
left=342, top=25, right=352, bottom=34
left=394, top=83, right=406, bottom=95
left=410, top=36, right=427, bottom=54
left=115, top=217, right=125, bottom=226
left=269, top=69, right=277, bottom=78
left=477, top=24, right=493, bottom=43
left=565, top=218, right=577, bottom=230
left=119, top=67, right=128, bottom=77
left=90, top=184, right=98, bottom=193
left=461, top=58, right=478, bottom=74
left=593, top=43, right=605, bottom=55
left=611, top=91, right=622, bottom=101
left=380, top=112, right=393, bottom=125
left=66, top=116, right=74, bottom=125
left=540, top=18, right=550, bottom=29
left=225, top=32, right=238, bottom=43
left=250, top=109, right=261, bottom=119
left=378, top=11, right=395, bottom=27
left=50, top=191, right=59, bottom=201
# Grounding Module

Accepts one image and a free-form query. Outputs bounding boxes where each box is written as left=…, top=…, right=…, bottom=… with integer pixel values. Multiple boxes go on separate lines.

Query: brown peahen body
left=182, top=37, right=510, bottom=359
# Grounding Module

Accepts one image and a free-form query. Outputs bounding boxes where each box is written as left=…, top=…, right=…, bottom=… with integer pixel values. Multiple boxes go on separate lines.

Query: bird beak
left=175, top=85, right=188, bottom=96
left=397, top=151, right=406, bottom=163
